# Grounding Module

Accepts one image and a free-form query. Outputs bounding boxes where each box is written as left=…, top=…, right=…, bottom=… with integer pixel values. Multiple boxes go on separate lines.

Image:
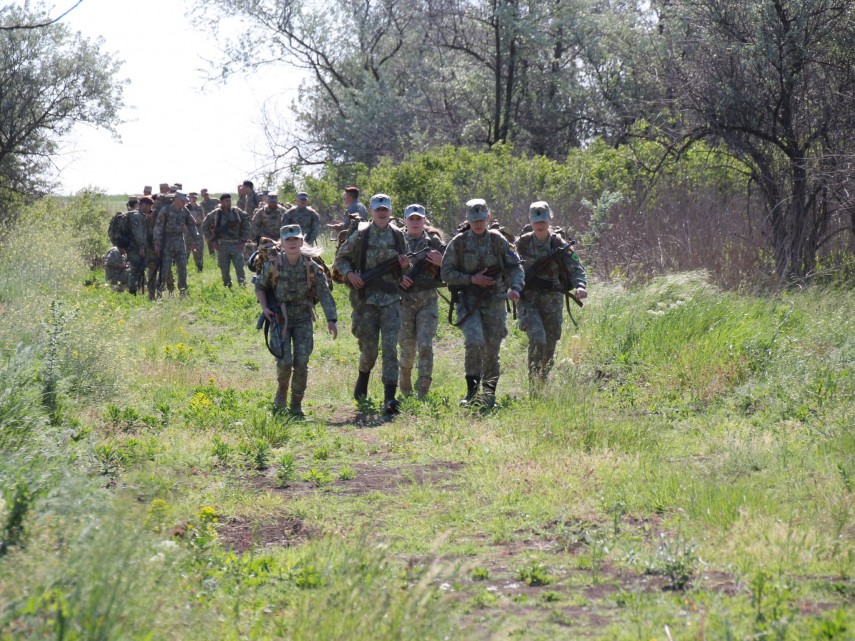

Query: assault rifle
left=522, top=239, right=584, bottom=327
left=401, top=246, right=444, bottom=290
left=355, top=246, right=429, bottom=286
left=256, top=286, right=287, bottom=359
left=449, top=261, right=523, bottom=326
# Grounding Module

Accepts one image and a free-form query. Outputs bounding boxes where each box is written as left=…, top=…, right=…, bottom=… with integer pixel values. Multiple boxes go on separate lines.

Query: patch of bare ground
left=251, top=460, right=464, bottom=498
left=218, top=515, right=314, bottom=553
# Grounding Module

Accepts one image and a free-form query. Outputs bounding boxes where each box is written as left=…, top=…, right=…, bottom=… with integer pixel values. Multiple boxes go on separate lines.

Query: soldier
left=251, top=192, right=288, bottom=243
left=237, top=180, right=260, bottom=215
left=127, top=196, right=149, bottom=295
left=143, top=197, right=173, bottom=299
left=202, top=193, right=251, bottom=288
left=517, top=201, right=588, bottom=390
left=398, top=204, right=446, bottom=399
left=142, top=185, right=153, bottom=197
left=104, top=246, right=129, bottom=291
left=186, top=192, right=206, bottom=272
left=334, top=193, right=409, bottom=414
left=254, top=224, right=338, bottom=416
left=154, top=191, right=199, bottom=297
left=282, top=191, right=321, bottom=245
left=199, top=188, right=219, bottom=256
left=441, top=198, right=524, bottom=409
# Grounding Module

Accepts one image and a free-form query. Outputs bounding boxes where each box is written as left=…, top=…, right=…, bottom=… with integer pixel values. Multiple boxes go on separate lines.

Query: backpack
left=332, top=221, right=406, bottom=285
left=108, top=211, right=131, bottom=249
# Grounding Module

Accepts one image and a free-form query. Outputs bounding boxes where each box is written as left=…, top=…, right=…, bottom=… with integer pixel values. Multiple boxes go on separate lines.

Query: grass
left=0, top=195, right=853, bottom=639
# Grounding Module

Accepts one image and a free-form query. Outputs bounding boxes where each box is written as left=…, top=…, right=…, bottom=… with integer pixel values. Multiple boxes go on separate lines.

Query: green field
left=1, top=194, right=853, bottom=640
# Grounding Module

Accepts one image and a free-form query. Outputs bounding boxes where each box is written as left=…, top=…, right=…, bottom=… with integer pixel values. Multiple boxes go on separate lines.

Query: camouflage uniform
left=145, top=209, right=173, bottom=299
left=441, top=228, right=524, bottom=402
left=251, top=204, right=288, bottom=242
left=238, top=191, right=260, bottom=216
left=186, top=203, right=206, bottom=271
left=200, top=196, right=219, bottom=256
left=104, top=247, right=128, bottom=290
left=399, top=231, right=446, bottom=397
left=282, top=205, right=321, bottom=245
left=334, top=222, right=406, bottom=387
left=517, top=232, right=587, bottom=382
left=255, top=252, right=337, bottom=410
left=202, top=206, right=251, bottom=287
left=346, top=200, right=368, bottom=222
left=126, top=209, right=148, bottom=294
left=155, top=202, right=199, bottom=295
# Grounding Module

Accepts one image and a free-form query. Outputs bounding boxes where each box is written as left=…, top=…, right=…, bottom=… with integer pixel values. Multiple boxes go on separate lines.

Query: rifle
left=401, top=246, right=445, bottom=290
left=450, top=261, right=522, bottom=327
left=356, top=246, right=429, bottom=286
left=256, top=287, right=288, bottom=359
left=521, top=239, right=584, bottom=326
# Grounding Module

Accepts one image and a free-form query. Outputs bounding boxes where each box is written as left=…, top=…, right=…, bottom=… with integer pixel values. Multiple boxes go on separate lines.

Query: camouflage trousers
left=160, top=236, right=188, bottom=293
left=271, top=309, right=314, bottom=398
left=518, top=292, right=564, bottom=380
left=217, top=242, right=245, bottom=287
left=106, top=266, right=128, bottom=291
left=186, top=234, right=204, bottom=271
left=351, top=297, right=401, bottom=385
left=127, top=251, right=146, bottom=295
left=399, top=295, right=438, bottom=383
left=457, top=297, right=508, bottom=388
left=146, top=255, right=174, bottom=299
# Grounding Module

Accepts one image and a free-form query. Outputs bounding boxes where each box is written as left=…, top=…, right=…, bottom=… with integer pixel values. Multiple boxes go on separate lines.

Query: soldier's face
left=405, top=214, right=426, bottom=236
left=372, top=206, right=391, bottom=227
left=280, top=237, right=303, bottom=256
left=531, top=221, right=550, bottom=235
left=297, top=198, right=308, bottom=207
left=469, top=219, right=488, bottom=234
left=221, top=198, right=231, bottom=208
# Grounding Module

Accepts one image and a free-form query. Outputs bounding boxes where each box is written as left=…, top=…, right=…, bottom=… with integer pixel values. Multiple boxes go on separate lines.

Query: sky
left=49, top=0, right=304, bottom=195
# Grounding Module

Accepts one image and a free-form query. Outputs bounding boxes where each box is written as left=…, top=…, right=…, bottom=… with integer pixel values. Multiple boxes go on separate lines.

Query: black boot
left=460, top=375, right=480, bottom=407
left=353, top=370, right=371, bottom=401
left=481, top=379, right=497, bottom=410
left=383, top=383, right=400, bottom=415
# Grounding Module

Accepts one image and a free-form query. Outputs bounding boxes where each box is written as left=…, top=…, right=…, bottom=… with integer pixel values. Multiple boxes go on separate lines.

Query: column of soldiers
left=105, top=183, right=588, bottom=418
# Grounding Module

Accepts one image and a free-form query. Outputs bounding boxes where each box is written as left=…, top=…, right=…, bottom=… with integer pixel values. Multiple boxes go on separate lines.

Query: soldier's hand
left=426, top=250, right=443, bottom=266
left=471, top=269, right=495, bottom=287
left=401, top=275, right=413, bottom=289
left=263, top=308, right=276, bottom=322
left=575, top=287, right=588, bottom=300
left=398, top=254, right=410, bottom=269
left=328, top=321, right=338, bottom=339
left=507, top=289, right=521, bottom=302
left=347, top=271, right=364, bottom=289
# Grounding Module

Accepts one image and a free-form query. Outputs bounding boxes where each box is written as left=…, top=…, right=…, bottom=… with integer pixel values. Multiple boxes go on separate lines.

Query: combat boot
left=417, top=376, right=432, bottom=400
left=383, top=384, right=400, bottom=415
left=353, top=370, right=371, bottom=401
left=459, top=376, right=480, bottom=407
left=481, top=379, right=497, bottom=410
left=399, top=367, right=413, bottom=395
left=290, top=394, right=304, bottom=419
left=273, top=382, right=289, bottom=409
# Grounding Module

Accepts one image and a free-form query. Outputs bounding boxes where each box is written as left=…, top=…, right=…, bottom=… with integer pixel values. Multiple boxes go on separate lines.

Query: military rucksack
left=108, top=211, right=132, bottom=249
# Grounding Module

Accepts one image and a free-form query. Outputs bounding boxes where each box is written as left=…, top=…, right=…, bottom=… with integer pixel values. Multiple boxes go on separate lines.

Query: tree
left=659, top=0, right=855, bottom=281
left=0, top=3, right=125, bottom=218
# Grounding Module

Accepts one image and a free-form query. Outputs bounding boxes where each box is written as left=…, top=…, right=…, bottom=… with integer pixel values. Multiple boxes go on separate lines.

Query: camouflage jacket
left=282, top=206, right=321, bottom=245
left=127, top=210, right=148, bottom=251
left=255, top=252, right=337, bottom=323
left=345, top=200, right=368, bottom=223
left=154, top=204, right=199, bottom=249
left=334, top=222, right=406, bottom=306
left=201, top=198, right=219, bottom=215
left=187, top=203, right=205, bottom=226
left=402, top=231, right=446, bottom=305
left=251, top=205, right=288, bottom=242
left=516, top=232, right=586, bottom=297
left=202, top=207, right=250, bottom=244
left=238, top=191, right=260, bottom=215
left=441, top=228, right=525, bottom=302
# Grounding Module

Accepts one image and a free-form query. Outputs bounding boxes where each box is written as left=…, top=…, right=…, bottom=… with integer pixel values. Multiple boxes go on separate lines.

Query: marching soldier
left=440, top=199, right=524, bottom=409
left=154, top=191, right=199, bottom=297
left=282, top=191, right=321, bottom=245
left=517, top=201, right=587, bottom=390
left=202, top=194, right=251, bottom=288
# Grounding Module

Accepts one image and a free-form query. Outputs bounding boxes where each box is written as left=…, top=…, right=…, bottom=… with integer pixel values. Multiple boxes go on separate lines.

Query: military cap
left=528, top=201, right=553, bottom=223
left=219, top=193, right=232, bottom=201
left=159, top=182, right=169, bottom=190
left=268, top=192, right=279, bottom=202
left=404, top=203, right=426, bottom=218
left=174, top=191, right=189, bottom=201
left=296, top=191, right=309, bottom=200
left=465, top=198, right=489, bottom=222
left=189, top=192, right=198, bottom=198
left=173, top=182, right=183, bottom=189
left=143, top=185, right=153, bottom=194
left=127, top=197, right=140, bottom=206
left=140, top=196, right=154, bottom=204
left=370, top=193, right=392, bottom=210
left=280, top=224, right=304, bottom=240
left=200, top=188, right=209, bottom=194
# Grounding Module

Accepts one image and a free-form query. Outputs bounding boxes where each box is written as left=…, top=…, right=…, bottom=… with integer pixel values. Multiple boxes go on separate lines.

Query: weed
left=646, top=534, right=699, bottom=590
left=302, top=466, right=334, bottom=487
left=541, top=590, right=561, bottom=603
left=337, top=465, right=356, bottom=481
left=471, top=567, right=491, bottom=581
left=211, top=436, right=231, bottom=466
left=291, top=562, right=323, bottom=589
left=313, top=446, right=330, bottom=461
left=276, top=453, right=296, bottom=487
left=517, top=561, right=554, bottom=587
left=241, top=410, right=292, bottom=448
left=1, top=483, right=34, bottom=556
left=238, top=439, right=271, bottom=471
left=469, top=588, right=498, bottom=609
